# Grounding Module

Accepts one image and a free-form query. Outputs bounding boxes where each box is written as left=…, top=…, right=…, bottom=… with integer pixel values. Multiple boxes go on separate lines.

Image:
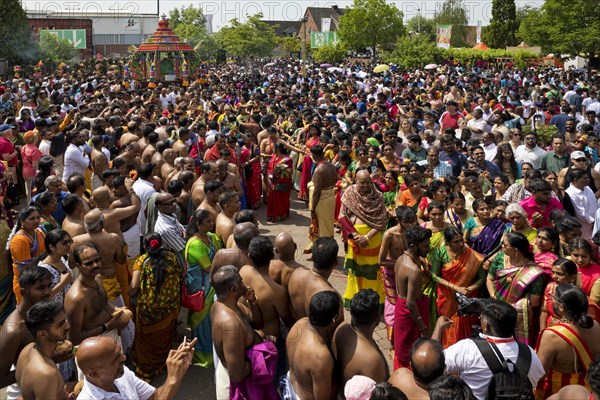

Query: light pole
left=301, top=16, right=308, bottom=78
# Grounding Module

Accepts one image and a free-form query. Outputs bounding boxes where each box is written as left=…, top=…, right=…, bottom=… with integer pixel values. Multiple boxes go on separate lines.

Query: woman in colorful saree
left=397, top=173, right=424, bottom=211
left=464, top=198, right=507, bottom=257
left=487, top=232, right=544, bottom=345
left=534, top=227, right=561, bottom=278
left=506, top=203, right=537, bottom=243
left=240, top=134, right=261, bottom=209
left=267, top=143, right=293, bottom=222
left=430, top=227, right=485, bottom=348
left=540, top=258, right=580, bottom=331
left=536, top=284, right=599, bottom=399
left=298, top=124, right=321, bottom=201
left=569, top=238, right=600, bottom=307
left=445, top=191, right=471, bottom=232
left=417, top=180, right=448, bottom=222
left=130, top=233, right=181, bottom=380
left=8, top=206, right=46, bottom=304
left=185, top=209, right=223, bottom=366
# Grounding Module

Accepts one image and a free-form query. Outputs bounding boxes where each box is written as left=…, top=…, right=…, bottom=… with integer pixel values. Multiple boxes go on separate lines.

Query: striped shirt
left=154, top=211, right=186, bottom=268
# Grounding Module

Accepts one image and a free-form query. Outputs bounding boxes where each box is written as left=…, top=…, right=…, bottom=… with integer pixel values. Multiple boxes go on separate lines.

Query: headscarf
left=341, top=183, right=388, bottom=231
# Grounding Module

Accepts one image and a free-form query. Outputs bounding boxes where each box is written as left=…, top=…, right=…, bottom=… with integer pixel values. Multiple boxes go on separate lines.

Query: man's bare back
left=312, top=161, right=337, bottom=189
left=395, top=253, right=425, bottom=301
left=62, top=217, right=86, bottom=238
left=215, top=213, right=235, bottom=245
left=269, top=259, right=305, bottom=289
left=389, top=368, right=429, bottom=399
left=287, top=268, right=342, bottom=323
left=109, top=195, right=138, bottom=232
left=210, top=248, right=252, bottom=277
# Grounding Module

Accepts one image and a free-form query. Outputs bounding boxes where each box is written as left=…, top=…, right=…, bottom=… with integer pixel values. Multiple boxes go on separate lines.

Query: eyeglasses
left=574, top=158, right=587, bottom=162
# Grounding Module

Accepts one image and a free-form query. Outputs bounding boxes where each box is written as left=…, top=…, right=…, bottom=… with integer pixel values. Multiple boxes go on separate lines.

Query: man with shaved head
left=210, top=222, right=258, bottom=277
left=389, top=338, right=446, bottom=399
left=216, top=159, right=243, bottom=198
left=160, top=149, right=177, bottom=182
left=191, top=161, right=219, bottom=208
left=269, top=232, right=305, bottom=289
left=76, top=335, right=195, bottom=399
left=61, top=194, right=87, bottom=238
left=215, top=191, right=240, bottom=245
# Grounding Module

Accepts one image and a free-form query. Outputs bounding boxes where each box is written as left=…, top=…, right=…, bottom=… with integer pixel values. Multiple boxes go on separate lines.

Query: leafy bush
left=313, top=43, right=347, bottom=64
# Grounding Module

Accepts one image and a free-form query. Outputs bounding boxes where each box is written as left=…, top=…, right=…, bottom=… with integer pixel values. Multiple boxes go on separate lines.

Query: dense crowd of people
left=0, top=58, right=600, bottom=400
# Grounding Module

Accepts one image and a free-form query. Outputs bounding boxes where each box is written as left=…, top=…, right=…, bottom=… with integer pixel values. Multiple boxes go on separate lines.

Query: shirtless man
left=176, top=170, right=195, bottom=225
left=109, top=175, right=142, bottom=265
left=71, top=210, right=129, bottom=313
left=378, top=206, right=418, bottom=346
left=215, top=191, right=240, bottom=245
left=269, top=232, right=305, bottom=289
left=211, top=222, right=258, bottom=277
left=217, top=159, right=243, bottom=198
left=198, top=180, right=224, bottom=220
left=117, top=142, right=142, bottom=171
left=0, top=267, right=52, bottom=398
left=240, top=237, right=294, bottom=339
left=151, top=141, right=168, bottom=172
left=141, top=132, right=159, bottom=163
left=394, top=225, right=433, bottom=369
left=307, top=145, right=337, bottom=253
left=92, top=185, right=139, bottom=236
left=66, top=174, right=94, bottom=214
left=16, top=301, right=71, bottom=400
left=211, top=265, right=265, bottom=400
left=284, top=291, right=342, bottom=400
left=172, top=127, right=190, bottom=157
left=90, top=135, right=108, bottom=190
left=389, top=338, right=446, bottom=399
left=191, top=161, right=219, bottom=207
left=287, top=237, right=344, bottom=324
left=61, top=194, right=86, bottom=238
left=333, top=289, right=389, bottom=391
left=64, top=243, right=130, bottom=347
left=225, top=210, right=258, bottom=248
left=160, top=149, right=177, bottom=182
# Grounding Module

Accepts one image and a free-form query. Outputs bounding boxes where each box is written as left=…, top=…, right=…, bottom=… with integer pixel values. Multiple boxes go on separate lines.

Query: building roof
left=305, top=7, right=344, bottom=31
left=261, top=20, right=301, bottom=37
left=136, top=17, right=193, bottom=52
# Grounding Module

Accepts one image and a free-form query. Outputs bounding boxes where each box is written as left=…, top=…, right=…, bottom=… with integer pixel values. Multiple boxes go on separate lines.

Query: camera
left=456, top=292, right=482, bottom=316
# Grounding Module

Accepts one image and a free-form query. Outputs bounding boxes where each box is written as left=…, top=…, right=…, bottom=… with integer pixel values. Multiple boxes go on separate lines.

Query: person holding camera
left=443, top=298, right=545, bottom=400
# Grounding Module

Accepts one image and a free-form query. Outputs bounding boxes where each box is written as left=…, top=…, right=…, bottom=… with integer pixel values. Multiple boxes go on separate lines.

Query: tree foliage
left=337, top=0, right=405, bottom=57
left=384, top=35, right=438, bottom=68
left=312, top=43, right=347, bottom=64
left=278, top=37, right=302, bottom=55
left=216, top=14, right=277, bottom=59
left=0, top=0, right=39, bottom=66
left=169, top=5, right=207, bottom=44
left=518, top=0, right=600, bottom=57
left=40, top=34, right=76, bottom=69
left=434, top=0, right=469, bottom=48
left=406, top=16, right=436, bottom=43
left=483, top=0, right=518, bottom=49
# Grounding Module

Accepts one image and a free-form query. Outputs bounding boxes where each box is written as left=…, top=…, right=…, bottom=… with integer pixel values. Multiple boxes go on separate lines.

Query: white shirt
left=445, top=335, right=546, bottom=400
left=62, top=143, right=90, bottom=182
left=39, top=139, right=51, bottom=156
left=566, top=184, right=598, bottom=239
left=77, top=366, right=155, bottom=400
left=132, top=178, right=157, bottom=234
left=466, top=118, right=490, bottom=137
left=483, top=143, right=497, bottom=162
left=515, top=145, right=546, bottom=169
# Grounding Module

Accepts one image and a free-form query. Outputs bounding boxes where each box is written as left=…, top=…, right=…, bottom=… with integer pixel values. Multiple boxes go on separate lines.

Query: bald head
left=76, top=335, right=125, bottom=384
left=156, top=193, right=173, bottom=205
left=410, top=338, right=445, bottom=385
left=84, top=209, right=105, bottom=233
left=356, top=169, right=370, bottom=181
left=92, top=186, right=110, bottom=208
left=233, top=222, right=259, bottom=250
left=163, top=149, right=176, bottom=163
left=275, top=232, right=296, bottom=260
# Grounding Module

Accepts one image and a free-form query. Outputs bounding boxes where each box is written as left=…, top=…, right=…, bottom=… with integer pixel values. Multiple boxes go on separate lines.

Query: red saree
left=241, top=144, right=262, bottom=209
left=267, top=154, right=293, bottom=222
left=298, top=136, right=320, bottom=201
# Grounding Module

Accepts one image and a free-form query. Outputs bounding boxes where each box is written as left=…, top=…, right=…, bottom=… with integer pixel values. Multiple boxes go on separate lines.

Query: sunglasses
left=574, top=158, right=587, bottom=162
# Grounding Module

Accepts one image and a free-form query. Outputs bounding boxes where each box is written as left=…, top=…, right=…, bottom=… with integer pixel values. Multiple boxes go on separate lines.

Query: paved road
left=1, top=195, right=393, bottom=400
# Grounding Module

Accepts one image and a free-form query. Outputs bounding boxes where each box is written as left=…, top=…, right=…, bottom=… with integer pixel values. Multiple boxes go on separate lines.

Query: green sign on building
left=40, top=29, right=87, bottom=49
left=310, top=32, right=339, bottom=48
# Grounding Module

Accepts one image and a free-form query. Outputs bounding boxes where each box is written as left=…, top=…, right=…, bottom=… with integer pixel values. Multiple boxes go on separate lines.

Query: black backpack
left=472, top=338, right=534, bottom=400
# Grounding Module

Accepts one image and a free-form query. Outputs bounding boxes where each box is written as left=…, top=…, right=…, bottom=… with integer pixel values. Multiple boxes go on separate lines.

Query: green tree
left=312, top=43, right=346, bottom=63
left=406, top=15, right=436, bottom=43
left=337, top=0, right=405, bottom=57
left=216, top=14, right=277, bottom=59
left=0, top=0, right=39, bottom=66
left=483, top=0, right=518, bottom=49
left=384, top=35, right=440, bottom=68
left=278, top=36, right=302, bottom=56
left=169, top=5, right=207, bottom=44
left=518, top=0, right=600, bottom=57
left=39, top=34, right=75, bottom=69
left=434, top=0, right=469, bottom=48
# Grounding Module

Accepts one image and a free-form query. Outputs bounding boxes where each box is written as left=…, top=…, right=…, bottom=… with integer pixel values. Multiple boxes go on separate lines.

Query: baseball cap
left=571, top=150, right=587, bottom=160
left=318, top=104, right=328, bottom=110
left=0, top=124, right=15, bottom=133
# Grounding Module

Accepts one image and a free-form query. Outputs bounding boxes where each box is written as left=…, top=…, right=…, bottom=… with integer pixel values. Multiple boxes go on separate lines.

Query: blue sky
left=22, top=0, right=543, bottom=31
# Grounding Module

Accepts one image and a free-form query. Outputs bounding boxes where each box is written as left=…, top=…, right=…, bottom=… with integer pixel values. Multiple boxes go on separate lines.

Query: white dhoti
left=6, top=365, right=20, bottom=400
left=109, top=295, right=135, bottom=354
left=122, top=224, right=141, bottom=260
left=281, top=371, right=300, bottom=400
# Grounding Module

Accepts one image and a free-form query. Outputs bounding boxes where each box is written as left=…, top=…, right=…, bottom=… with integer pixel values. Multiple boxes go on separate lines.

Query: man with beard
left=76, top=335, right=195, bottom=399
left=339, top=169, right=388, bottom=308
left=0, top=267, right=52, bottom=400
left=16, top=301, right=71, bottom=400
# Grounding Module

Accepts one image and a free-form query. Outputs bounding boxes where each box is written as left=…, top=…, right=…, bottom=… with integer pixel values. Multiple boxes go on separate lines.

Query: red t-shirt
left=0, top=137, right=17, bottom=166
left=439, top=111, right=462, bottom=131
